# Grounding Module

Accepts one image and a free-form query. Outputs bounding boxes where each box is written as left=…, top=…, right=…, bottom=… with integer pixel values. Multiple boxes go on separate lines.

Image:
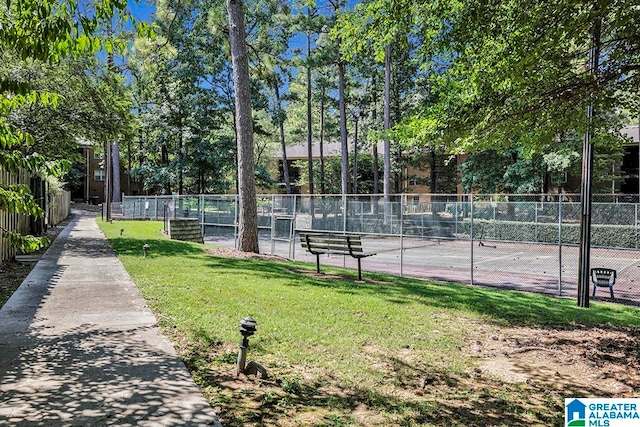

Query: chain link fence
left=122, top=194, right=640, bottom=305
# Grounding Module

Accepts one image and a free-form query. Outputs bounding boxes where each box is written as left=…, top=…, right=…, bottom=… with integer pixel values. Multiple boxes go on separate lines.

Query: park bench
left=591, top=268, right=616, bottom=299
left=300, top=233, right=376, bottom=280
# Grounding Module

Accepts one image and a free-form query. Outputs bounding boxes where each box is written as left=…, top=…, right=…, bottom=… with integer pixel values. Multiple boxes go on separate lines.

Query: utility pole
left=577, top=16, right=601, bottom=308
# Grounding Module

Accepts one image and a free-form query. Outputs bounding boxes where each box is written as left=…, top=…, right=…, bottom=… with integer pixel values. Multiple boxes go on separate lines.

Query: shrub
left=457, top=220, right=639, bottom=249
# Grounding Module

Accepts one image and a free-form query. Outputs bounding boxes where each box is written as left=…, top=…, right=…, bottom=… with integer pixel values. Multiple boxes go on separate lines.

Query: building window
left=409, top=178, right=419, bottom=186
left=94, top=169, right=105, bottom=182
left=94, top=151, right=103, bottom=160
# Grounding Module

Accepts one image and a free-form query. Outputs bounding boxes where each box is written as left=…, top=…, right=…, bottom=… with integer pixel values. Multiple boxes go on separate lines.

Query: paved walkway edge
left=0, top=212, right=222, bottom=426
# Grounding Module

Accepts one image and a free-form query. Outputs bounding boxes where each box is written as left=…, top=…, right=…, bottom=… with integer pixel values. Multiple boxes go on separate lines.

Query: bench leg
left=357, top=258, right=362, bottom=281
left=316, top=254, right=321, bottom=274
left=610, top=286, right=614, bottom=299
left=592, top=285, right=596, bottom=298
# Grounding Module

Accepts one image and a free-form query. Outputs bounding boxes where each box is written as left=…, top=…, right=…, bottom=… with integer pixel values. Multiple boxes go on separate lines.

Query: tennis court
left=206, top=233, right=640, bottom=306
left=123, top=193, right=640, bottom=306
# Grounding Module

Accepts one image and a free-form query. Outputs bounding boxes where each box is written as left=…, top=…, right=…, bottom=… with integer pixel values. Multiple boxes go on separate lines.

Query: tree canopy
left=384, top=0, right=639, bottom=153
left=0, top=0, right=134, bottom=250
left=4, top=0, right=640, bottom=252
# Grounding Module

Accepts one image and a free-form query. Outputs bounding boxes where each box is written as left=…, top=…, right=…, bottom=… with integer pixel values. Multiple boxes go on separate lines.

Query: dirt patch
left=0, top=260, right=37, bottom=308
left=168, top=311, right=639, bottom=421
left=204, top=247, right=288, bottom=262
left=474, top=325, right=640, bottom=396
left=179, top=325, right=639, bottom=426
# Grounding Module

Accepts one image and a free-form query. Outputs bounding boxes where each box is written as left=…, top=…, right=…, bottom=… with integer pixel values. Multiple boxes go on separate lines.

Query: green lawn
left=100, top=220, right=640, bottom=426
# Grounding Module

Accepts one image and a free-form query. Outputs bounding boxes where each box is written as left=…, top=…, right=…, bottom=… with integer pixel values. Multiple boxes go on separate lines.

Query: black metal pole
left=577, top=16, right=601, bottom=308
left=578, top=137, right=593, bottom=308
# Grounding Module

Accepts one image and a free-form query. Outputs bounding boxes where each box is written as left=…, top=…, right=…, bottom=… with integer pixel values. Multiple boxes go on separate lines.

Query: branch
left=155, top=0, right=182, bottom=50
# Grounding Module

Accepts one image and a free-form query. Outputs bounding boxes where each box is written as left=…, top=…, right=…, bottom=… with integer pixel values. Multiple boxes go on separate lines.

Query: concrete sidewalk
left=0, top=211, right=221, bottom=426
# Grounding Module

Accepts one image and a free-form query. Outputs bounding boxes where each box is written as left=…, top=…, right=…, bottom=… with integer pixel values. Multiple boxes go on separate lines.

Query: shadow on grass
left=102, top=231, right=640, bottom=328
left=108, top=236, right=205, bottom=258
left=99, top=234, right=639, bottom=426
left=201, top=255, right=640, bottom=329
left=204, top=362, right=567, bottom=427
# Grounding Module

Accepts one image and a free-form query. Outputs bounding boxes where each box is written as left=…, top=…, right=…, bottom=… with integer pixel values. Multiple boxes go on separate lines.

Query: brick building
left=71, top=141, right=141, bottom=204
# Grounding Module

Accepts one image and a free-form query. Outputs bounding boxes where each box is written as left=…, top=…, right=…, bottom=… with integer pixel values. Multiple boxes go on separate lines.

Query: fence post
left=558, top=195, right=563, bottom=295
left=143, top=197, right=148, bottom=219
left=291, top=195, right=297, bottom=259
left=342, top=194, right=347, bottom=235
left=200, top=194, right=205, bottom=239
left=535, top=201, right=539, bottom=242
left=233, top=195, right=239, bottom=250
left=492, top=198, right=497, bottom=238
left=455, top=201, right=458, bottom=236
left=342, top=194, right=347, bottom=268
left=400, top=194, right=404, bottom=277
left=271, top=194, right=276, bottom=255
left=164, top=203, right=168, bottom=234
left=470, top=194, right=474, bottom=286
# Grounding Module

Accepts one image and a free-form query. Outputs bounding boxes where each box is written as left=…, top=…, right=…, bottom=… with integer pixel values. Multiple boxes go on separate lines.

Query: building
left=274, top=125, right=640, bottom=199
left=620, top=124, right=640, bottom=194
left=274, top=141, right=458, bottom=198
left=273, top=142, right=341, bottom=194
left=71, top=140, right=141, bottom=204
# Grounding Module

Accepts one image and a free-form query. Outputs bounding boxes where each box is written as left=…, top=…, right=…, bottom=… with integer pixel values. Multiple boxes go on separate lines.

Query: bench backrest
left=300, top=233, right=364, bottom=254
left=590, top=268, right=616, bottom=286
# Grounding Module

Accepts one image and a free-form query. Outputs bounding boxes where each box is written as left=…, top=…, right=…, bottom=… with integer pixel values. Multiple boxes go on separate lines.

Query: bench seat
left=300, top=233, right=376, bottom=280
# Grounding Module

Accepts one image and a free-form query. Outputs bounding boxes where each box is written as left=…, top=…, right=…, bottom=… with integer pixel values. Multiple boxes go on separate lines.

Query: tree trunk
left=395, top=145, right=402, bottom=193
left=111, top=140, right=121, bottom=203
left=227, top=0, right=259, bottom=253
left=161, top=144, right=171, bottom=194
left=338, top=60, right=348, bottom=196
left=320, top=87, right=327, bottom=221
left=306, top=28, right=314, bottom=197
left=319, top=87, right=326, bottom=196
left=178, top=120, right=184, bottom=195
left=430, top=150, right=437, bottom=194
left=126, top=138, right=132, bottom=196
left=103, top=140, right=111, bottom=221
left=383, top=44, right=392, bottom=222
left=372, top=73, right=379, bottom=196
left=275, top=81, right=291, bottom=194
left=353, top=116, right=358, bottom=194
left=393, top=78, right=402, bottom=193
left=306, top=25, right=315, bottom=220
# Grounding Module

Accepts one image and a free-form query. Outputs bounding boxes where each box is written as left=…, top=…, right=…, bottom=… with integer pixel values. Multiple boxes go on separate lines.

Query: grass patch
left=100, top=220, right=640, bottom=426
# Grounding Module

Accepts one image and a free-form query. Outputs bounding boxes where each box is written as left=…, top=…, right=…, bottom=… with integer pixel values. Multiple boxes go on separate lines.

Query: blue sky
left=128, top=0, right=155, bottom=22
left=126, top=0, right=360, bottom=25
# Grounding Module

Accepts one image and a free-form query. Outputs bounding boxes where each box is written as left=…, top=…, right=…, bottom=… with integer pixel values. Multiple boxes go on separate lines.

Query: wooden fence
left=0, top=168, right=71, bottom=262
left=0, top=168, right=31, bottom=262
left=49, top=190, right=71, bottom=227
